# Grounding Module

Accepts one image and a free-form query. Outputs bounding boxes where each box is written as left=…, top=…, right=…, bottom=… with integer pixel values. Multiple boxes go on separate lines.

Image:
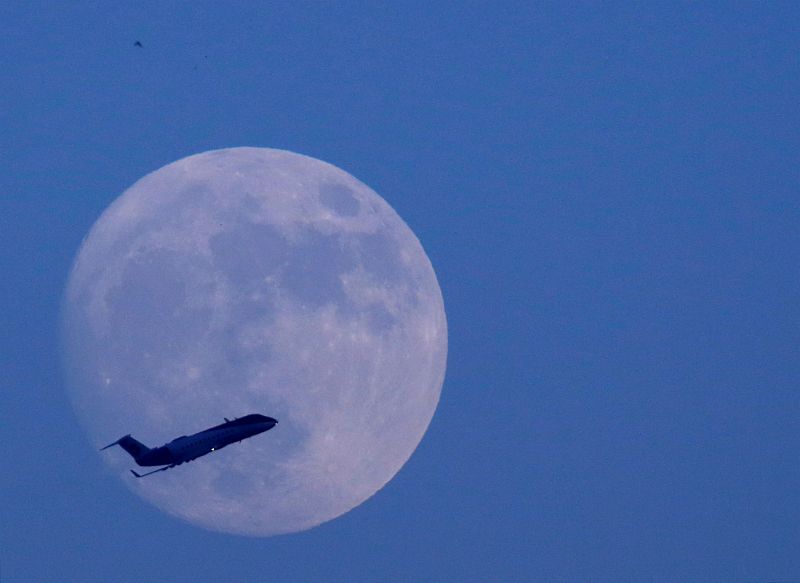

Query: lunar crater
left=319, top=182, right=361, bottom=217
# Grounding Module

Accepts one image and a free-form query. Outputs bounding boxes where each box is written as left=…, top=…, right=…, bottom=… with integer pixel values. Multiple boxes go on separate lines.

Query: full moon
left=62, top=147, right=447, bottom=536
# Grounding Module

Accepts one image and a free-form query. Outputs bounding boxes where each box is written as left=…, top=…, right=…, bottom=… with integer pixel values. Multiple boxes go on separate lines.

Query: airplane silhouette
left=101, top=413, right=278, bottom=478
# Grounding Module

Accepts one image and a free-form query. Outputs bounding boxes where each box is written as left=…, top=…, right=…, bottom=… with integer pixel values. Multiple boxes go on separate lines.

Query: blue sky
left=2, top=3, right=798, bottom=581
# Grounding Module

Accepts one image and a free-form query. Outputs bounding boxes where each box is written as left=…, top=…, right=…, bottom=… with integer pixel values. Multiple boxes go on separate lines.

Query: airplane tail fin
left=100, top=435, right=151, bottom=463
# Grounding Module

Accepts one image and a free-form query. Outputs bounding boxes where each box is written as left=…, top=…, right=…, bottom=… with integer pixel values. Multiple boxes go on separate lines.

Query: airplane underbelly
left=167, top=430, right=228, bottom=462
left=188, top=443, right=213, bottom=459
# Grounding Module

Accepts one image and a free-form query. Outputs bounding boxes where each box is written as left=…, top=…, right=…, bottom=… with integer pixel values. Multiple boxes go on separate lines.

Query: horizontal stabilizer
left=100, top=435, right=150, bottom=465
left=100, top=435, right=130, bottom=451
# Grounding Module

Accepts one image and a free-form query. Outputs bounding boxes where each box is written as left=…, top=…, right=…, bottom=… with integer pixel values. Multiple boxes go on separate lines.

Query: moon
left=61, top=147, right=447, bottom=536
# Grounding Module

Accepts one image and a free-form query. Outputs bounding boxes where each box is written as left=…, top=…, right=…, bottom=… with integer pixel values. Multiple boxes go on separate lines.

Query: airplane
left=100, top=413, right=278, bottom=478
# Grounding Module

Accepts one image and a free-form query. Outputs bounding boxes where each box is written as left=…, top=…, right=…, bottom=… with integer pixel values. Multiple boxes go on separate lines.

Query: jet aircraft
left=100, top=413, right=278, bottom=478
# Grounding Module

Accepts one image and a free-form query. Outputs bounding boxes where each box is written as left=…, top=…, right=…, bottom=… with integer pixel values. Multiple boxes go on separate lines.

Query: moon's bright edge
left=62, top=147, right=447, bottom=536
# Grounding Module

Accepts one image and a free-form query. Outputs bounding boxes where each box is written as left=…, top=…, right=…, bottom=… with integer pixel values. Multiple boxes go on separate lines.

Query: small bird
left=134, top=41, right=143, bottom=47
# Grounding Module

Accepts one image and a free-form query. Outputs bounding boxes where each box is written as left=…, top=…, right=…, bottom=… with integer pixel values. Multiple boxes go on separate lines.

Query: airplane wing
left=130, top=464, right=176, bottom=478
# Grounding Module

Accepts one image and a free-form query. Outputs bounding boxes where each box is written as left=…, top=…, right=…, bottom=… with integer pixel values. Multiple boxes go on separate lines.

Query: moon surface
left=62, top=147, right=447, bottom=536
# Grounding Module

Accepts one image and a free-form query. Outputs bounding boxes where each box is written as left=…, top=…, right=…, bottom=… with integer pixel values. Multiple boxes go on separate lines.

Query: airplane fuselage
left=144, top=415, right=277, bottom=466
left=101, top=414, right=278, bottom=476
